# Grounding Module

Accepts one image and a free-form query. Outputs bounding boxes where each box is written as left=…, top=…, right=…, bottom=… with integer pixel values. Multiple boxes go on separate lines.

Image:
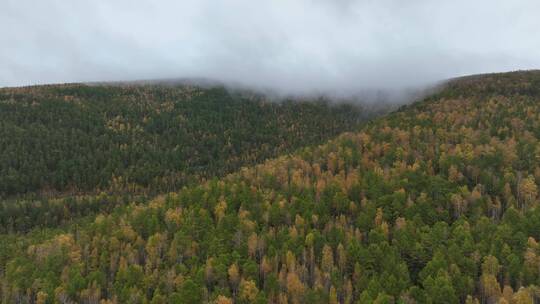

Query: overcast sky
left=1, top=0, right=539, bottom=94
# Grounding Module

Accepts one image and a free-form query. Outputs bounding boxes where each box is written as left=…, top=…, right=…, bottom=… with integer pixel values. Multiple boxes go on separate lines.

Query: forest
left=0, top=83, right=372, bottom=198
left=1, top=71, right=540, bottom=304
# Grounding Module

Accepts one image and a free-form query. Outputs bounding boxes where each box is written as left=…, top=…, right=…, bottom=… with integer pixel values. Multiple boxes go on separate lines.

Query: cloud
left=1, top=0, right=539, bottom=95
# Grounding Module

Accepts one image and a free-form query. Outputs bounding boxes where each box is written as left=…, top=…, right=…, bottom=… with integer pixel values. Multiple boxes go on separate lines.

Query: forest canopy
left=1, top=71, right=540, bottom=303
left=0, top=83, right=375, bottom=198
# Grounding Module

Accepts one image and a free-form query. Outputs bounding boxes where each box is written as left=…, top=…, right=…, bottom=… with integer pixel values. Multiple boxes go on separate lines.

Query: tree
left=502, top=286, right=514, bottom=303
left=321, top=245, right=334, bottom=273
left=374, top=293, right=394, bottom=304
left=337, top=243, right=347, bottom=273
left=513, top=288, right=533, bottom=304
left=228, top=263, right=240, bottom=294
left=178, top=279, right=202, bottom=304
left=248, top=233, right=258, bottom=259
left=423, top=271, right=459, bottom=304
left=215, top=295, right=233, bottom=304
left=448, top=165, right=462, bottom=183
left=286, top=271, right=305, bottom=304
left=36, top=291, right=48, bottom=304
left=518, top=175, right=537, bottom=210
left=329, top=286, right=338, bottom=304
left=205, top=258, right=215, bottom=289
left=239, top=279, right=259, bottom=303
left=480, top=255, right=501, bottom=302
left=480, top=274, right=500, bottom=303
left=215, top=200, right=227, bottom=223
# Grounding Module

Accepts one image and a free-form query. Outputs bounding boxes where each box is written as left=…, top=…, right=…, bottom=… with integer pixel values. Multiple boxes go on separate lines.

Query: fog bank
left=2, top=0, right=539, bottom=96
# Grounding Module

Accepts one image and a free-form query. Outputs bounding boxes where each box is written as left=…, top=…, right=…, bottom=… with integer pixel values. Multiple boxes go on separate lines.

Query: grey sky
left=1, top=0, right=539, bottom=94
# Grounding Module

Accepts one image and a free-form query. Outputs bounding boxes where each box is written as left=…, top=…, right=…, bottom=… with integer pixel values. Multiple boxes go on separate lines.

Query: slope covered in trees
left=0, top=83, right=372, bottom=198
left=2, top=71, right=540, bottom=303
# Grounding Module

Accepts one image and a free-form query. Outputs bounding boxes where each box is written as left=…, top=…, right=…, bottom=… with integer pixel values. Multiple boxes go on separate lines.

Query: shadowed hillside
left=0, top=83, right=380, bottom=198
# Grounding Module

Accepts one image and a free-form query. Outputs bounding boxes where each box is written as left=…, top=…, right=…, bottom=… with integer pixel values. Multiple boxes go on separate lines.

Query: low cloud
left=1, top=0, right=539, bottom=96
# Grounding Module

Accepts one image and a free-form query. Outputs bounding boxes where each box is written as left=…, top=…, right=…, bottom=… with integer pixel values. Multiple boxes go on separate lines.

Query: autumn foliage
left=1, top=71, right=540, bottom=303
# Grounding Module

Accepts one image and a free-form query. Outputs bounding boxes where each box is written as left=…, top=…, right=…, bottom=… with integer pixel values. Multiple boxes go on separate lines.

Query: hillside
left=2, top=71, right=540, bottom=304
left=0, top=83, right=374, bottom=198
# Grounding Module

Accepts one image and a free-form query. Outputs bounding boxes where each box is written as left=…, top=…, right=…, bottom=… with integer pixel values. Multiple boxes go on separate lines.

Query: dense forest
left=0, top=83, right=372, bottom=198
left=1, top=71, right=540, bottom=304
